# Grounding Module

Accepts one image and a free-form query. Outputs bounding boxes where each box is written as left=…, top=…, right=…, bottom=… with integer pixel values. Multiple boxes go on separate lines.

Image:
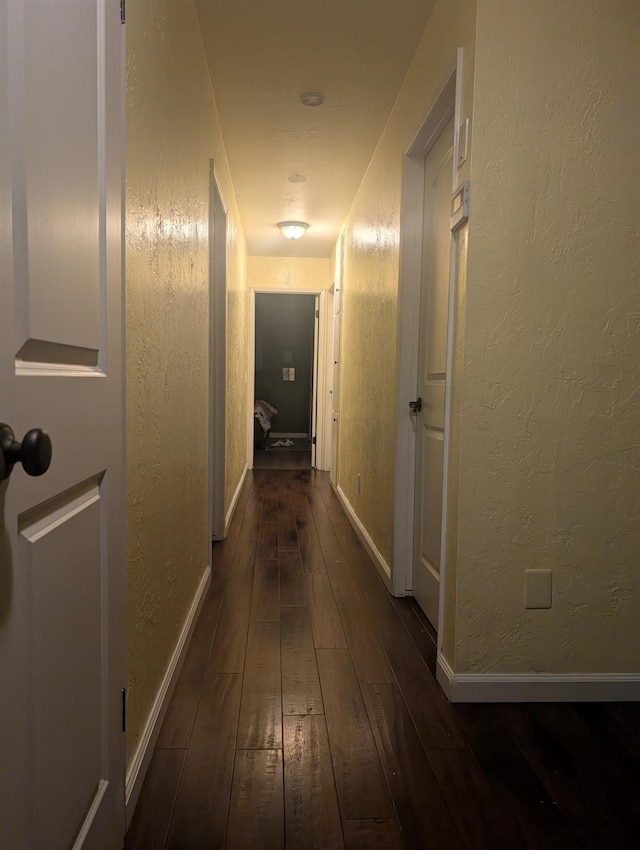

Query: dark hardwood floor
left=126, top=469, right=640, bottom=849
left=253, top=447, right=311, bottom=470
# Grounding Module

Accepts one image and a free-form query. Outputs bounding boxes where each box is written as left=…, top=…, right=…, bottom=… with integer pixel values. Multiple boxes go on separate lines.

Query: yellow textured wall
left=339, top=0, right=477, bottom=568
left=247, top=256, right=333, bottom=292
left=126, top=0, right=246, bottom=765
left=454, top=0, right=640, bottom=673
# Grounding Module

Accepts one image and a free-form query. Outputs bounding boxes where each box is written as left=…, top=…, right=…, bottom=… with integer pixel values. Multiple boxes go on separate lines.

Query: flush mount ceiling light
left=278, top=221, right=310, bottom=240
left=300, top=91, right=325, bottom=107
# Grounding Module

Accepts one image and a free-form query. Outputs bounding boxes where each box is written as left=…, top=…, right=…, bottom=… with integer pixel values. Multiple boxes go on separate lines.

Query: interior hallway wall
left=248, top=256, right=333, bottom=292
left=125, top=0, right=247, bottom=767
left=338, top=0, right=476, bottom=570
left=453, top=0, right=640, bottom=675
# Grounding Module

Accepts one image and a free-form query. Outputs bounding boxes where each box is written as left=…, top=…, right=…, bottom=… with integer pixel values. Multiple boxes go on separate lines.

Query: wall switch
left=524, top=569, right=552, bottom=609
left=356, top=473, right=362, bottom=494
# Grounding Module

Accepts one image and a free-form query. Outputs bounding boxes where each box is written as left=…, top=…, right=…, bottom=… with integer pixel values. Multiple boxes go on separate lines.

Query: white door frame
left=329, top=233, right=344, bottom=488
left=209, top=162, right=227, bottom=540
left=393, top=54, right=464, bottom=606
left=310, top=294, right=320, bottom=468
left=247, top=289, right=330, bottom=469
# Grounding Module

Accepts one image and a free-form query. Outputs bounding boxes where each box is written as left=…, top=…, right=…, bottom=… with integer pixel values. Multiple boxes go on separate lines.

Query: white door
left=0, top=2, right=126, bottom=848
left=412, top=115, right=454, bottom=629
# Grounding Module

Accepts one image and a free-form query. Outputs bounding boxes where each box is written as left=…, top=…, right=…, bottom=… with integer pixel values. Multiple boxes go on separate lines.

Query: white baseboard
left=125, top=565, right=212, bottom=821
left=225, top=463, right=247, bottom=536
left=437, top=654, right=640, bottom=702
left=335, top=485, right=392, bottom=590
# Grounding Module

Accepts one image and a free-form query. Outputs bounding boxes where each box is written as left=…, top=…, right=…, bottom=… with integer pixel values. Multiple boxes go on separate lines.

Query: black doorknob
left=0, top=424, right=52, bottom=480
left=409, top=397, right=422, bottom=413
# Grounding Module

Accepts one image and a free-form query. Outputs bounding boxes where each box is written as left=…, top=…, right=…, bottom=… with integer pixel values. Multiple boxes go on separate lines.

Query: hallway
left=126, top=469, right=638, bottom=849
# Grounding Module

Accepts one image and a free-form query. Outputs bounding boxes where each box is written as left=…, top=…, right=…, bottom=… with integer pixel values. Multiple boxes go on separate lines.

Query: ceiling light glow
left=278, top=221, right=310, bottom=240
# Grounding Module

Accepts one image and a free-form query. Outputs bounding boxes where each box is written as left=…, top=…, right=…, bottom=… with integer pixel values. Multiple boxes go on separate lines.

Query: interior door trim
left=393, top=49, right=467, bottom=627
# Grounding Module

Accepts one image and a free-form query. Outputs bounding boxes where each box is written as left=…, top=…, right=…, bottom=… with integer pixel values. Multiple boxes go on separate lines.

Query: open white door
left=412, top=115, right=455, bottom=628
left=0, top=2, right=126, bottom=848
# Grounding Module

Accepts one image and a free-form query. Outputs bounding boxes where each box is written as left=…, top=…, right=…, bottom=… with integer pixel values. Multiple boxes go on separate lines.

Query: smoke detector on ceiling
left=300, top=92, right=325, bottom=107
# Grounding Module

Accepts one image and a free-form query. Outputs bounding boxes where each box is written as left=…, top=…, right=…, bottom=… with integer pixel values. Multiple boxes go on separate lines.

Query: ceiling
left=195, top=0, right=437, bottom=258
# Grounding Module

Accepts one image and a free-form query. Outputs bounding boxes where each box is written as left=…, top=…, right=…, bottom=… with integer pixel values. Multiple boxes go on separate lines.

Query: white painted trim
left=209, top=162, right=227, bottom=541
left=437, top=47, right=468, bottom=654
left=314, top=289, right=330, bottom=471
left=336, top=485, right=392, bottom=590
left=125, top=566, right=211, bottom=821
left=311, top=294, right=320, bottom=468
left=247, top=289, right=257, bottom=468
left=323, top=286, right=335, bottom=475
left=436, top=655, right=640, bottom=702
left=393, top=66, right=457, bottom=599
left=330, top=235, right=344, bottom=487
left=225, top=462, right=247, bottom=536
left=315, top=291, right=330, bottom=471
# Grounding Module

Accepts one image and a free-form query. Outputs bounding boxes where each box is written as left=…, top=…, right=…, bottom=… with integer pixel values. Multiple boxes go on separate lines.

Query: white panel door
left=0, top=2, right=126, bottom=849
left=330, top=290, right=342, bottom=487
left=412, top=116, right=454, bottom=629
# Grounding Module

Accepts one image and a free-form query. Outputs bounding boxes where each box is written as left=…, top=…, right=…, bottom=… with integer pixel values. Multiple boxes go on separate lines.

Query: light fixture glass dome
left=278, top=221, right=310, bottom=240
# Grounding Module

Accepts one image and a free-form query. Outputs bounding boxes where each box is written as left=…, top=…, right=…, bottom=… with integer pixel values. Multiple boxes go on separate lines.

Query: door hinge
left=312, top=436, right=316, bottom=445
left=121, top=688, right=127, bottom=733
left=315, top=310, right=319, bottom=318
left=120, top=0, right=126, bottom=24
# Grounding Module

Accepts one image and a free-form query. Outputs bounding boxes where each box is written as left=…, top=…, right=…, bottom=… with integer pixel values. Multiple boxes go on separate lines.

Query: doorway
left=393, top=66, right=460, bottom=635
left=412, top=114, right=455, bottom=627
left=253, top=293, right=317, bottom=470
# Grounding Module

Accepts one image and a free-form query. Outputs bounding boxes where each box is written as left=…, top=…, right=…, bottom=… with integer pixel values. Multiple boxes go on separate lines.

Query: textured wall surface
left=339, top=0, right=477, bottom=568
left=126, top=0, right=246, bottom=766
left=455, top=0, right=640, bottom=673
left=248, top=256, right=333, bottom=292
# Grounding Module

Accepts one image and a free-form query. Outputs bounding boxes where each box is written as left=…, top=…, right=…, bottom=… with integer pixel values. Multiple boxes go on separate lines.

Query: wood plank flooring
left=253, top=448, right=311, bottom=470
left=126, top=469, right=640, bottom=850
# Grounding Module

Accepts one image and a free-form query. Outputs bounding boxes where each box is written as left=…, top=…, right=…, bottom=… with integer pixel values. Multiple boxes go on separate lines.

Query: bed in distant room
left=254, top=400, right=278, bottom=450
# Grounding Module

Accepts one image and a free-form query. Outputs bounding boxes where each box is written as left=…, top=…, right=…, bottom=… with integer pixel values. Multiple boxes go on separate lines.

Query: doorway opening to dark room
left=253, top=293, right=318, bottom=470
